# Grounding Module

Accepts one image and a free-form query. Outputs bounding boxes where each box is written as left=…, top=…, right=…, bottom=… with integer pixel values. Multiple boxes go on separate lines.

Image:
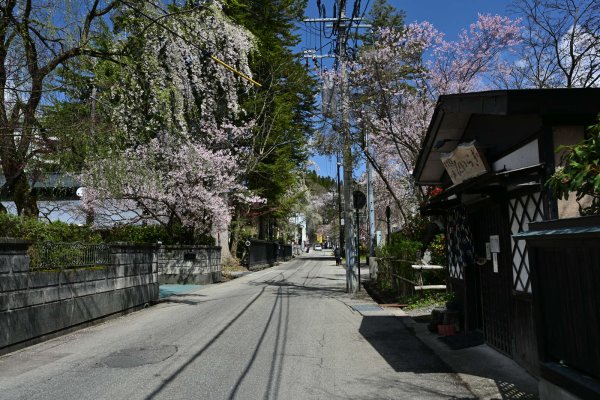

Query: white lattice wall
left=509, top=192, right=544, bottom=293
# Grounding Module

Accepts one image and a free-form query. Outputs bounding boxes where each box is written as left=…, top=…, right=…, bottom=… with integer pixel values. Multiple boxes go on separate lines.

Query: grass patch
left=401, top=292, right=453, bottom=310
left=364, top=281, right=452, bottom=310
left=30, top=265, right=110, bottom=273
left=220, top=257, right=248, bottom=281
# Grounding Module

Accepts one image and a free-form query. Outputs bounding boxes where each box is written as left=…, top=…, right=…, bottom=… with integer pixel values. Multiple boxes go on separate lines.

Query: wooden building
left=412, top=89, right=600, bottom=381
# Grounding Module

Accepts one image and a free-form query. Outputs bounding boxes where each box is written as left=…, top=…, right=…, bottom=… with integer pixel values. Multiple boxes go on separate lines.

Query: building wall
left=290, top=213, right=307, bottom=246
left=492, top=139, right=539, bottom=172
left=0, top=240, right=159, bottom=351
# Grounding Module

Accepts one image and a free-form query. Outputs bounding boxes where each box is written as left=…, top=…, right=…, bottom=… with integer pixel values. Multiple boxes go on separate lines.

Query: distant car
left=314, top=244, right=322, bottom=251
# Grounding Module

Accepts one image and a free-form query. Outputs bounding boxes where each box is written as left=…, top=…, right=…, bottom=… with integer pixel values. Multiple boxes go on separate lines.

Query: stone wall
left=157, top=245, right=221, bottom=284
left=0, top=240, right=159, bottom=351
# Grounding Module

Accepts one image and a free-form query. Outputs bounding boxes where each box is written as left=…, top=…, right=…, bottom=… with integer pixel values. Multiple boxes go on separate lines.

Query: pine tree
left=224, top=0, right=317, bottom=243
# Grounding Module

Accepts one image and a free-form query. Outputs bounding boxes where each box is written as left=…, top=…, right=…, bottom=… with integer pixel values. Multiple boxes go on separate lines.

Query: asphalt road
left=0, top=253, right=474, bottom=400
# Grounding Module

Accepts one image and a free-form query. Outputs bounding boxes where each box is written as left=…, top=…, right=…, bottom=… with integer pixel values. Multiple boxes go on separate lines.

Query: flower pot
left=437, top=324, right=456, bottom=336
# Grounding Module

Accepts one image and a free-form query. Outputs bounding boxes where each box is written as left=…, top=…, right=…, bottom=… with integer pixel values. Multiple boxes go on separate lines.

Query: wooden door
left=508, top=191, right=544, bottom=374
left=468, top=200, right=513, bottom=356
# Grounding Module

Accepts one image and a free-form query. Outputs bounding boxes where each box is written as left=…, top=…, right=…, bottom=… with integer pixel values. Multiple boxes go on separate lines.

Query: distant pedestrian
left=334, top=247, right=341, bottom=265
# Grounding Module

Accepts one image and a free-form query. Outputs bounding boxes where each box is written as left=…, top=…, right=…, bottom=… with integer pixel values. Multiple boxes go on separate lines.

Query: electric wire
left=352, top=0, right=371, bottom=48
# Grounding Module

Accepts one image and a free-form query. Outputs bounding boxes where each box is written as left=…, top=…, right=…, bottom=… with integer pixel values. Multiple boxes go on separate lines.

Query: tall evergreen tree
left=356, top=0, right=405, bottom=44
left=224, top=0, right=317, bottom=245
left=366, top=0, right=405, bottom=31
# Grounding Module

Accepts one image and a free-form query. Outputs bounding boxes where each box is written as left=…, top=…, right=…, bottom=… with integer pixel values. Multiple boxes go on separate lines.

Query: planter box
left=438, top=324, right=456, bottom=336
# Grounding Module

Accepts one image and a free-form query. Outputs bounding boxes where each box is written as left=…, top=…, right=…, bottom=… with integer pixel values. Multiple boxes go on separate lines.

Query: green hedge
left=98, top=224, right=215, bottom=246
left=0, top=214, right=214, bottom=246
left=0, top=213, right=101, bottom=243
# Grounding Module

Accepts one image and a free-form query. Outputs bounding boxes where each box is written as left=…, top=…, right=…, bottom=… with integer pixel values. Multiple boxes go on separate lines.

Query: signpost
left=353, top=190, right=366, bottom=291
left=385, top=205, right=391, bottom=245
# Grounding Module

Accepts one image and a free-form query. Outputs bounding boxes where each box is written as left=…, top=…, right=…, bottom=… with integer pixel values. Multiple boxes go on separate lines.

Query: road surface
left=0, top=253, right=473, bottom=399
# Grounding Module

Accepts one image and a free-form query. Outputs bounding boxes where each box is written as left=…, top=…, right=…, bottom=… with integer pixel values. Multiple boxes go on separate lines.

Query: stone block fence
left=0, top=239, right=223, bottom=351
left=0, top=240, right=159, bottom=351
left=157, top=245, right=221, bottom=284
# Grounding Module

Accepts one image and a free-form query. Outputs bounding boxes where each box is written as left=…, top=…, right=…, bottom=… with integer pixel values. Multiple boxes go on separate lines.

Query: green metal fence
left=29, top=241, right=110, bottom=270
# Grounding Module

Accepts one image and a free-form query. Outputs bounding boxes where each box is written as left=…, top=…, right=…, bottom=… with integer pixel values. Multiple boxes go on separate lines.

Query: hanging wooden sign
left=440, top=141, right=490, bottom=185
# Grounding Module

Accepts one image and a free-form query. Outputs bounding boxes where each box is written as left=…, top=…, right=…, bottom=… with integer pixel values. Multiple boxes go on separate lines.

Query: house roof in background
left=0, top=172, right=80, bottom=189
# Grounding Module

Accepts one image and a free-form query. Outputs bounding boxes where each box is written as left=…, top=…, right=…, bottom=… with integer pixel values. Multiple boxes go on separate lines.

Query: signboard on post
left=353, top=190, right=367, bottom=291
left=440, top=141, right=489, bottom=185
left=353, top=190, right=367, bottom=209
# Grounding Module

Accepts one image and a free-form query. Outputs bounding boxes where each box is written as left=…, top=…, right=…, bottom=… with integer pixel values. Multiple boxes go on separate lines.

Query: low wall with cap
left=0, top=240, right=159, bottom=351
left=157, top=245, right=221, bottom=284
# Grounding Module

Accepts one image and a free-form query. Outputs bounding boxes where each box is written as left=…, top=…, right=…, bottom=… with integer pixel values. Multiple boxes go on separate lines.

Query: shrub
left=547, top=116, right=600, bottom=216
left=98, top=224, right=215, bottom=245
left=0, top=214, right=215, bottom=245
left=0, top=214, right=104, bottom=270
left=429, top=234, right=446, bottom=266
left=375, top=236, right=422, bottom=297
left=397, top=214, right=429, bottom=242
left=0, top=213, right=101, bottom=243
left=376, top=235, right=421, bottom=260
left=402, top=291, right=454, bottom=311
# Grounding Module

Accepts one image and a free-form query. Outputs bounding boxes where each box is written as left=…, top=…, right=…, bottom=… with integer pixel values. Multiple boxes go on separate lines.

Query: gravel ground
left=404, top=303, right=444, bottom=318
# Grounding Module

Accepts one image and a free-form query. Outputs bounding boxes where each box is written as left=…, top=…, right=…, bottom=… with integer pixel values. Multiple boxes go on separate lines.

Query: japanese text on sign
left=440, top=142, right=489, bottom=185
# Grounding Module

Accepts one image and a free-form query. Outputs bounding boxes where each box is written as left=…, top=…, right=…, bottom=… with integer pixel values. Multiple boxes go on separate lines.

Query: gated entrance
left=468, top=199, right=513, bottom=356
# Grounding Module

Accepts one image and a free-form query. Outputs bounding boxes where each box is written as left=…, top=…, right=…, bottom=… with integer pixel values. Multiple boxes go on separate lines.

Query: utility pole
left=336, top=159, right=344, bottom=255
left=338, top=0, right=358, bottom=294
left=366, top=130, right=376, bottom=262
left=304, top=1, right=370, bottom=294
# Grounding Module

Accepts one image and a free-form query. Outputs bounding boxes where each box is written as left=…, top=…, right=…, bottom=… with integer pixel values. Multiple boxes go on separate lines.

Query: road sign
left=353, top=190, right=366, bottom=209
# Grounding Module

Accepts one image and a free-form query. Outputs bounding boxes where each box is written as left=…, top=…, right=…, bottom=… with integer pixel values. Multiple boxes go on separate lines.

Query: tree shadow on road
left=144, top=286, right=267, bottom=400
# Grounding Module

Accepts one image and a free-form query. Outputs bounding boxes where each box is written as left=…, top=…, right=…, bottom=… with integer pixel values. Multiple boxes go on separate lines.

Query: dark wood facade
left=468, top=199, right=513, bottom=355
left=518, top=217, right=600, bottom=399
left=413, top=89, right=600, bottom=379
left=446, top=188, right=542, bottom=373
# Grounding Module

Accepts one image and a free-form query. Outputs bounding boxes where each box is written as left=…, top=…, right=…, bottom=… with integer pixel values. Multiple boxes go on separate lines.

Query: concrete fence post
left=0, top=239, right=31, bottom=275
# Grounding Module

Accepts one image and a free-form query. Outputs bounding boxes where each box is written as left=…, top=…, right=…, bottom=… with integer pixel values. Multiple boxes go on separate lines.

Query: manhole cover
left=102, top=345, right=177, bottom=368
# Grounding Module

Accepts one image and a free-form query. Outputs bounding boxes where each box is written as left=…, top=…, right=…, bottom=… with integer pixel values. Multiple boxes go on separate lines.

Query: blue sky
left=305, top=0, right=515, bottom=178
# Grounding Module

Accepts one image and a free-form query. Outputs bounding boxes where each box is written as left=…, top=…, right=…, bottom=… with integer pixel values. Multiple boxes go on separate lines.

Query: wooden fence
left=247, top=240, right=292, bottom=271
left=374, top=255, right=446, bottom=298
left=516, top=215, right=600, bottom=400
